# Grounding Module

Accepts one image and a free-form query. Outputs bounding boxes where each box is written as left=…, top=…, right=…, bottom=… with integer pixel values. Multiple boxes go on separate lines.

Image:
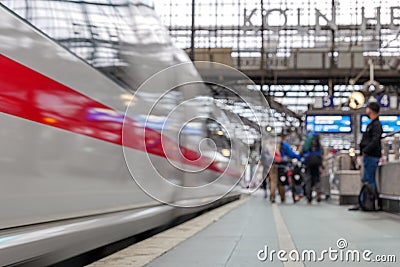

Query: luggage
left=278, top=165, right=289, bottom=186
left=291, top=164, right=304, bottom=186
left=358, top=183, right=378, bottom=211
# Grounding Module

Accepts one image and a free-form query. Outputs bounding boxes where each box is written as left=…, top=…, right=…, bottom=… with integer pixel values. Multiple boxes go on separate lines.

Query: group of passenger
left=261, top=131, right=324, bottom=204
left=261, top=101, right=383, bottom=211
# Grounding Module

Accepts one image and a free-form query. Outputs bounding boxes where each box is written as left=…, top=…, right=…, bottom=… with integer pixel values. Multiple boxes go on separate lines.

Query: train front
left=0, top=1, right=270, bottom=265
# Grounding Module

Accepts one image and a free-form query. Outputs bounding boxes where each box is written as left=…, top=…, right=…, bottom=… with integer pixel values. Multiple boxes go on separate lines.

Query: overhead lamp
left=363, top=80, right=382, bottom=94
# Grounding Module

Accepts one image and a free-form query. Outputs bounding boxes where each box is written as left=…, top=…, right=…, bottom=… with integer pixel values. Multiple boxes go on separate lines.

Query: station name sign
left=243, top=6, right=400, bottom=32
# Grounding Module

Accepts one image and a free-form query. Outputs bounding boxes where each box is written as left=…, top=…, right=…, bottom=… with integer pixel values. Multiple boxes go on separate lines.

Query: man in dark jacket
left=359, top=102, right=383, bottom=188
left=349, top=101, right=383, bottom=211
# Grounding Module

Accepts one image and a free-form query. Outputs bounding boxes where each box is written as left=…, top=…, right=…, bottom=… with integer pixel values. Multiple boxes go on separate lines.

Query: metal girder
left=263, top=95, right=302, bottom=120
left=168, top=24, right=397, bottom=32
left=242, top=68, right=400, bottom=86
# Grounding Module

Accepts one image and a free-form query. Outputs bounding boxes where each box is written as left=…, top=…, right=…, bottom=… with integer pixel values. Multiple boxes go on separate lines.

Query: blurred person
left=280, top=134, right=301, bottom=162
left=349, top=102, right=383, bottom=211
left=268, top=144, right=281, bottom=203
left=260, top=148, right=272, bottom=199
left=301, top=133, right=324, bottom=204
left=270, top=134, right=301, bottom=203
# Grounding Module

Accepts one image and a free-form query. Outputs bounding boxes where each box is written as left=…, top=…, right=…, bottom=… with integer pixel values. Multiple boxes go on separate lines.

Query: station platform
left=88, top=193, right=400, bottom=267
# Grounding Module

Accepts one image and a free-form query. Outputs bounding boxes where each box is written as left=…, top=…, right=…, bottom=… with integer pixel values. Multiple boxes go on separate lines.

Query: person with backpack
left=270, top=134, right=301, bottom=203
left=301, top=132, right=324, bottom=204
left=349, top=102, right=383, bottom=211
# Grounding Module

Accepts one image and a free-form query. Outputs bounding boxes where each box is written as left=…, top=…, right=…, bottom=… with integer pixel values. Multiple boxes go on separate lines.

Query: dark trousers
left=362, top=156, right=381, bottom=208
left=362, top=156, right=380, bottom=188
left=304, top=166, right=321, bottom=202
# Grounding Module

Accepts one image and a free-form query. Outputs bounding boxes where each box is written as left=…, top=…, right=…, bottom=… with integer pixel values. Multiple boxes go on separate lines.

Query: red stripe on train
left=0, top=54, right=241, bottom=177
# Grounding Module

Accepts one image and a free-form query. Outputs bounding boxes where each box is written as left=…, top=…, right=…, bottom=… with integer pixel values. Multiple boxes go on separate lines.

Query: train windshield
left=2, top=0, right=179, bottom=89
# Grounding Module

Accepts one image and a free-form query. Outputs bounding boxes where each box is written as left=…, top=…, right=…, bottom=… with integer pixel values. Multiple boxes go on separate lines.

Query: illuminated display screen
left=306, top=115, right=352, bottom=133
left=360, top=115, right=400, bottom=133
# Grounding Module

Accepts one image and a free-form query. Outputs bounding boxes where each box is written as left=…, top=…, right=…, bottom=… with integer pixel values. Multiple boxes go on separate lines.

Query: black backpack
left=292, top=164, right=303, bottom=185
left=358, top=183, right=377, bottom=211
left=304, top=136, right=323, bottom=168
left=278, top=165, right=289, bottom=186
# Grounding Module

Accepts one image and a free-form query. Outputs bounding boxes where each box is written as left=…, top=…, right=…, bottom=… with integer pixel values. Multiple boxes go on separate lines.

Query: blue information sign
left=306, top=115, right=352, bottom=133
left=360, top=115, right=400, bottom=133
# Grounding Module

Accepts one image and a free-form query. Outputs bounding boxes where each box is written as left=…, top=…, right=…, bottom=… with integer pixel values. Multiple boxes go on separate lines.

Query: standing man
left=349, top=101, right=383, bottom=211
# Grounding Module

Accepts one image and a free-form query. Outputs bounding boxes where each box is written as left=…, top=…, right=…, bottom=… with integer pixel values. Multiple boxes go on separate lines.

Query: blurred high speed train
left=0, top=1, right=250, bottom=266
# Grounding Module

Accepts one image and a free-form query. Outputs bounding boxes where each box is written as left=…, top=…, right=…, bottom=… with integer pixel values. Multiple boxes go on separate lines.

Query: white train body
left=0, top=1, right=248, bottom=265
